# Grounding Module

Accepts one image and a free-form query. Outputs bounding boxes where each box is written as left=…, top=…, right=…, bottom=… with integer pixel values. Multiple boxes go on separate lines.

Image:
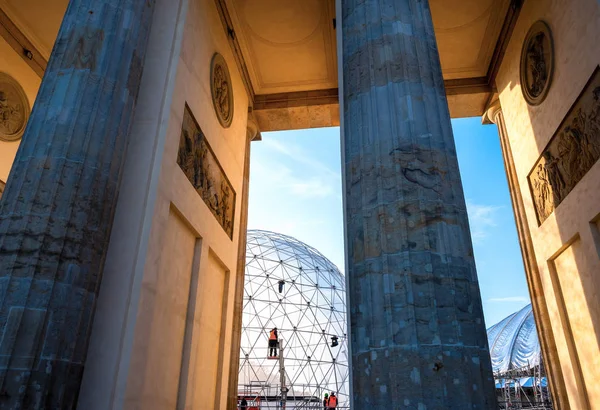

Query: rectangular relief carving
left=177, top=104, right=236, bottom=239
left=528, top=66, right=600, bottom=225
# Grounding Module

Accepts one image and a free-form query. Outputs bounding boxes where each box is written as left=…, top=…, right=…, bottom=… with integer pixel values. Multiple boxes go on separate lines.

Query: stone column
left=485, top=102, right=567, bottom=408
left=340, top=0, right=496, bottom=408
left=0, top=1, right=155, bottom=407
left=226, top=113, right=259, bottom=410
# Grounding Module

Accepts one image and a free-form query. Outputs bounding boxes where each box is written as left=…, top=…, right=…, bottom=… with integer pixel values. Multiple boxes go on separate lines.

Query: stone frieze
left=178, top=104, right=236, bottom=238
left=528, top=66, right=600, bottom=224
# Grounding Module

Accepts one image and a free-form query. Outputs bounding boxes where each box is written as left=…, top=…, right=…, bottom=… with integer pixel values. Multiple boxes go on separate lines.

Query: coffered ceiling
left=226, top=0, right=511, bottom=95
left=0, top=0, right=518, bottom=129
left=225, top=0, right=338, bottom=95
left=432, top=0, right=511, bottom=80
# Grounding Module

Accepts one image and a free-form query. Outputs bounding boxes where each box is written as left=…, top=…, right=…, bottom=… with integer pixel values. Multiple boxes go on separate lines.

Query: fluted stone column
left=226, top=114, right=258, bottom=410
left=0, top=1, right=155, bottom=407
left=485, top=102, right=567, bottom=408
left=341, top=0, right=496, bottom=408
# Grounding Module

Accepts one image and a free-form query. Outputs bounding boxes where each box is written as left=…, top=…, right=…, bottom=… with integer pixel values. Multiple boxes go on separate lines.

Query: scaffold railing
left=494, top=363, right=552, bottom=409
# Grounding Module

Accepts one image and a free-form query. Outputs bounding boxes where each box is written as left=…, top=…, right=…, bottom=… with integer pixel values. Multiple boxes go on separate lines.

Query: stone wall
left=78, top=0, right=249, bottom=408
left=495, top=0, right=600, bottom=408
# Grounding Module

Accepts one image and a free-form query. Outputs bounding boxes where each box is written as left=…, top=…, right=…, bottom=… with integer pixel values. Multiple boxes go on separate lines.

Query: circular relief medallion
left=0, top=72, right=30, bottom=141
left=210, top=53, right=234, bottom=128
left=520, top=21, right=554, bottom=106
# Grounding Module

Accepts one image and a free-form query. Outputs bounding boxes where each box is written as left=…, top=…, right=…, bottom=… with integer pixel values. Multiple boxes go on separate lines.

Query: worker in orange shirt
left=327, top=392, right=337, bottom=409
left=268, top=327, right=278, bottom=357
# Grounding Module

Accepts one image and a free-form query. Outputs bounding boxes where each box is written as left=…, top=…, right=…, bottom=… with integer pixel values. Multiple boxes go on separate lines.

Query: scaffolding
left=238, top=230, right=349, bottom=409
left=487, top=304, right=553, bottom=409
left=494, top=363, right=552, bottom=409
left=238, top=382, right=324, bottom=410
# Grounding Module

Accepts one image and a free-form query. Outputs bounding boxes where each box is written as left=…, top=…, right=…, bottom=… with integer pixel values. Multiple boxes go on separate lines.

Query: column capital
left=247, top=109, right=261, bottom=141
left=484, top=98, right=503, bottom=125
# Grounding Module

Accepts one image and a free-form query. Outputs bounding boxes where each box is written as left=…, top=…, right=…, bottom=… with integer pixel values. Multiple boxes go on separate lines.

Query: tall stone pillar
left=484, top=102, right=567, bottom=409
left=226, top=114, right=258, bottom=410
left=0, top=1, right=155, bottom=407
left=340, top=0, right=496, bottom=408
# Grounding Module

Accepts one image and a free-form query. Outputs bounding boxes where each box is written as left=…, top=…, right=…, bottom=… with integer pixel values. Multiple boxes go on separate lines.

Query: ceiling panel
left=431, top=0, right=511, bottom=79
left=228, top=0, right=338, bottom=94
left=0, top=0, right=68, bottom=60
left=229, top=0, right=511, bottom=94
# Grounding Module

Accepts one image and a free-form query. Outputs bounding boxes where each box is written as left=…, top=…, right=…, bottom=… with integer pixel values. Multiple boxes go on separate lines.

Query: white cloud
left=289, top=178, right=334, bottom=198
left=487, top=296, right=530, bottom=303
left=248, top=217, right=329, bottom=237
left=247, top=131, right=345, bottom=269
left=262, top=138, right=340, bottom=180
left=466, top=201, right=503, bottom=244
left=251, top=138, right=341, bottom=199
left=251, top=161, right=334, bottom=199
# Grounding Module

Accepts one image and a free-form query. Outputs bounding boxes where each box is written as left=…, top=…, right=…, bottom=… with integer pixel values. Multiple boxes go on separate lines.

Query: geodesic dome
left=239, top=230, right=349, bottom=408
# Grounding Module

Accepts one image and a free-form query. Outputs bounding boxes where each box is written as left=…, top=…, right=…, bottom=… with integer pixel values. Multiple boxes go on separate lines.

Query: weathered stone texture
left=341, top=0, right=496, bottom=408
left=0, top=1, right=155, bottom=408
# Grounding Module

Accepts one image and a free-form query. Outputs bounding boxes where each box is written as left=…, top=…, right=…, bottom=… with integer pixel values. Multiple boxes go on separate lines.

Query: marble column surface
left=0, top=0, right=155, bottom=408
left=341, top=0, right=497, bottom=408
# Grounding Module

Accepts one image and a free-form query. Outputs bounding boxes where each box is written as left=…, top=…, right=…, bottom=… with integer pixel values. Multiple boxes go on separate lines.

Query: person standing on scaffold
left=268, top=327, right=278, bottom=357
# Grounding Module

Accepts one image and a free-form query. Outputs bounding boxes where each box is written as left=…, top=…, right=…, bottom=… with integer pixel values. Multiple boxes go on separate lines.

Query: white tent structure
left=487, top=304, right=552, bottom=409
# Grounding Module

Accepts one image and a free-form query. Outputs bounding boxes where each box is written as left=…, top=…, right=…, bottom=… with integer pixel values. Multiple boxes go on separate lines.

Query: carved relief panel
left=528, top=66, right=600, bottom=224
left=520, top=21, right=554, bottom=106
left=177, top=104, right=236, bottom=238
left=0, top=73, right=30, bottom=142
left=211, top=53, right=234, bottom=128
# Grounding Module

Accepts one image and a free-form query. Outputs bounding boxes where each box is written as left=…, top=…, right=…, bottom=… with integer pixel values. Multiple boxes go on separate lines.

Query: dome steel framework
left=239, top=230, right=349, bottom=409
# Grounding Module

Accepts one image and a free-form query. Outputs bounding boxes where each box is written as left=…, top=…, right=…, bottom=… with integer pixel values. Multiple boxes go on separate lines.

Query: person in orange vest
left=268, top=327, right=278, bottom=357
left=323, top=393, right=329, bottom=409
left=327, top=392, right=337, bottom=409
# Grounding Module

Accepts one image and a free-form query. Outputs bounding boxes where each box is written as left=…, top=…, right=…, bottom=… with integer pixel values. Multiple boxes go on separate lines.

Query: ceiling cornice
left=444, top=77, right=491, bottom=95
left=214, top=0, right=256, bottom=103
left=254, top=88, right=338, bottom=110
left=487, top=0, right=524, bottom=89
left=0, top=7, right=46, bottom=78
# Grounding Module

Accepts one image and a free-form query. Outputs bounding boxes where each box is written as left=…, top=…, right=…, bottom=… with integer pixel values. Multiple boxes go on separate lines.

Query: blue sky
left=247, top=118, right=531, bottom=328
